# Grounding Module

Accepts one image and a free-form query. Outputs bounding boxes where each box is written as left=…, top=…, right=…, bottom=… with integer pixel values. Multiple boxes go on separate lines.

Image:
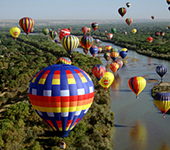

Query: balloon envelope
left=118, top=7, right=127, bottom=17
left=28, top=64, right=94, bottom=137
left=10, top=27, right=21, bottom=39
left=132, top=29, right=137, bottom=34
left=81, top=26, right=89, bottom=35
left=89, top=46, right=98, bottom=57
left=110, top=52, right=119, bottom=61
left=105, top=45, right=112, bottom=52
left=119, top=51, right=127, bottom=59
left=19, top=17, right=34, bottom=35
left=109, top=62, right=119, bottom=73
left=99, top=72, right=114, bottom=90
left=107, top=33, right=113, bottom=40
left=98, top=47, right=102, bottom=53
left=49, top=30, right=57, bottom=40
left=42, top=28, right=49, bottom=35
left=147, top=37, right=153, bottom=43
left=111, top=28, right=116, bottom=34
left=79, top=36, right=93, bottom=50
left=156, top=65, right=167, bottom=78
left=56, top=57, right=71, bottom=65
left=92, top=64, right=106, bottom=81
left=153, top=92, right=170, bottom=116
left=59, top=28, right=70, bottom=40
left=126, top=2, right=131, bottom=8
left=128, top=76, right=146, bottom=98
left=125, top=18, right=133, bottom=26
left=91, top=22, right=98, bottom=31
left=104, top=52, right=110, bottom=61
left=61, top=35, right=79, bottom=55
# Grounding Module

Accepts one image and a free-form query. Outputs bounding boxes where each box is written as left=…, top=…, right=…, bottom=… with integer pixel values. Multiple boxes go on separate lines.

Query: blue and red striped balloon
left=28, top=64, right=94, bottom=137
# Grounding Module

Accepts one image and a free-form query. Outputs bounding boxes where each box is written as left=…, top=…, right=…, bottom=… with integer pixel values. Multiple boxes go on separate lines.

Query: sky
left=0, top=0, right=170, bottom=21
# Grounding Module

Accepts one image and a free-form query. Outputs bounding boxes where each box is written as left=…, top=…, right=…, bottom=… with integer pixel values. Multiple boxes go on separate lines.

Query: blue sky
left=0, top=0, right=169, bottom=20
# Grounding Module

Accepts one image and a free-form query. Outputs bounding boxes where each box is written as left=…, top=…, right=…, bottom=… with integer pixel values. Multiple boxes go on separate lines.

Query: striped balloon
left=153, top=92, right=170, bottom=117
left=28, top=64, right=94, bottom=137
left=92, top=64, right=106, bottom=81
left=19, top=17, right=34, bottom=35
left=118, top=7, right=126, bottom=17
left=56, top=57, right=71, bottom=65
left=104, top=52, right=110, bottom=61
left=61, top=35, right=79, bottom=55
left=128, top=76, right=146, bottom=98
left=156, top=65, right=167, bottom=81
left=110, top=52, right=119, bottom=61
left=125, top=18, right=133, bottom=26
left=105, top=45, right=112, bottom=52
left=109, top=62, right=119, bottom=73
left=98, top=47, right=102, bottom=53
left=49, top=30, right=57, bottom=40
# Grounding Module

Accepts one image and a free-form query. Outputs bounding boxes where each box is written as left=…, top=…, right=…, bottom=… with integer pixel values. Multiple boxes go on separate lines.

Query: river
left=75, top=42, right=170, bottom=150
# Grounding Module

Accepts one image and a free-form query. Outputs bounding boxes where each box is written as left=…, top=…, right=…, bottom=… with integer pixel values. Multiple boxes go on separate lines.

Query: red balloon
left=107, top=33, right=113, bottom=40
left=59, top=28, right=70, bottom=40
left=147, top=37, right=153, bottom=43
left=81, top=26, right=90, bottom=35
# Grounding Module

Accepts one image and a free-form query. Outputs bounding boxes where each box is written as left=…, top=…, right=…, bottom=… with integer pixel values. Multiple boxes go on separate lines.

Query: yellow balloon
left=121, top=48, right=128, bottom=52
left=131, top=29, right=137, bottom=34
left=88, top=28, right=91, bottom=32
left=99, top=71, right=114, bottom=90
left=10, top=27, right=21, bottom=39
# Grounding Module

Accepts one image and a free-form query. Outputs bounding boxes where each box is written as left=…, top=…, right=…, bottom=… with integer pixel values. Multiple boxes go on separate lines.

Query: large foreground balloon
left=28, top=64, right=94, bottom=137
left=128, top=76, right=146, bottom=98
left=61, top=35, right=79, bottom=55
left=91, top=22, right=98, bottom=31
left=99, top=71, right=114, bottom=90
left=10, top=27, right=21, bottom=39
left=92, top=64, right=106, bottom=81
left=125, top=18, right=133, bottom=26
left=118, top=7, right=127, bottom=17
left=89, top=46, right=98, bottom=57
left=19, top=17, right=34, bottom=35
left=42, top=28, right=49, bottom=35
left=79, top=36, right=93, bottom=50
left=156, top=65, right=167, bottom=81
left=56, top=57, right=71, bottom=65
left=153, top=92, right=170, bottom=117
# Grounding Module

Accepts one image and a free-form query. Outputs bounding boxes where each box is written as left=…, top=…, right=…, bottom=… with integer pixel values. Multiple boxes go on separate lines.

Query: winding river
left=76, top=42, right=170, bottom=150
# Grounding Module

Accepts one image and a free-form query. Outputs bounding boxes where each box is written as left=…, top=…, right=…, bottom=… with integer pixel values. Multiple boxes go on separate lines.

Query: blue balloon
left=156, top=65, right=167, bottom=78
left=89, top=46, right=98, bottom=57
left=119, top=51, right=127, bottom=59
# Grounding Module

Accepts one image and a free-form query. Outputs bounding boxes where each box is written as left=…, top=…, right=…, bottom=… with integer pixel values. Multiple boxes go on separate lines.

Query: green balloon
left=111, top=28, right=116, bottom=34
left=42, top=28, right=49, bottom=35
left=111, top=48, right=118, bottom=52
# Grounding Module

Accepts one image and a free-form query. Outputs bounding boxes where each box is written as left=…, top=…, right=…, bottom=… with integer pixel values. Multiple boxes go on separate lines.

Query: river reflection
left=75, top=42, right=170, bottom=150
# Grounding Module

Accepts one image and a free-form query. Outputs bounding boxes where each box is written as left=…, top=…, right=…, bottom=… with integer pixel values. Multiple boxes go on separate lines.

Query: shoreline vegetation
left=0, top=22, right=170, bottom=149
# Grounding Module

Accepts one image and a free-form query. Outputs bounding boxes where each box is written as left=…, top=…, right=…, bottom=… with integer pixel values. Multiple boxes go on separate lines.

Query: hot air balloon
left=110, top=62, right=119, bottom=73
left=56, top=57, right=71, bottom=65
left=167, top=0, right=170, bottom=5
left=110, top=52, right=119, bottom=61
left=89, top=46, right=99, bottom=57
left=79, top=36, right=93, bottom=50
left=91, top=22, right=98, bottom=31
left=28, top=64, right=94, bottom=138
left=54, top=39, right=59, bottom=44
left=128, top=76, right=146, bottom=98
left=121, top=48, right=128, bottom=52
left=156, top=65, right=167, bottom=81
left=124, top=31, right=127, bottom=35
left=147, top=37, right=153, bottom=43
left=92, top=64, right=106, bottom=81
left=9, top=27, right=21, bottom=40
left=59, top=28, right=70, bottom=40
left=125, top=18, right=133, bottom=26
left=160, top=31, right=165, bottom=37
left=111, top=48, right=118, bottom=52
left=61, top=35, right=79, bottom=55
left=99, top=71, right=114, bottom=90
left=83, top=49, right=88, bottom=54
left=104, top=52, right=110, bottom=61
left=126, top=2, right=131, bottom=8
left=68, top=28, right=72, bottom=31
left=111, top=28, right=116, bottom=34
left=49, top=30, right=57, bottom=40
left=81, top=26, right=90, bottom=35
left=98, top=47, right=102, bottom=53
left=119, top=51, right=127, bottom=59
left=95, top=39, right=100, bottom=43
left=168, top=6, right=170, bottom=11
left=116, top=60, right=123, bottom=70
left=30, top=18, right=34, bottom=32
left=155, top=32, right=160, bottom=37
left=42, top=28, right=49, bottom=35
left=153, top=92, right=170, bottom=118
left=105, top=45, right=112, bottom=52
left=132, top=29, right=137, bottom=34
left=19, top=17, right=34, bottom=36
left=151, top=16, right=155, bottom=20
left=118, top=7, right=127, bottom=17
left=104, top=30, right=107, bottom=33
left=107, top=33, right=113, bottom=40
